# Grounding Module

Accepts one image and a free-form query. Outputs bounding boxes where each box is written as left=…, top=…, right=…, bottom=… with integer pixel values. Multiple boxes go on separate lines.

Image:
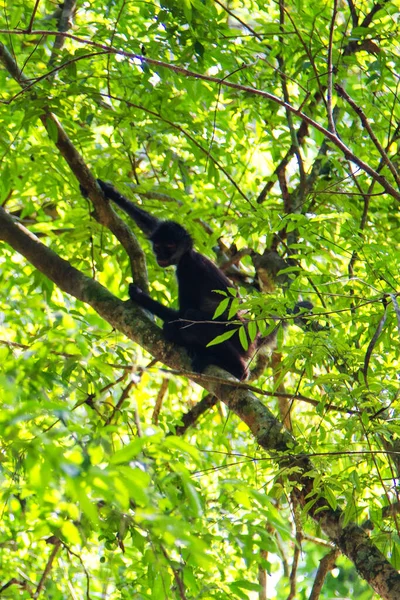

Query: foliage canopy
left=0, top=0, right=400, bottom=598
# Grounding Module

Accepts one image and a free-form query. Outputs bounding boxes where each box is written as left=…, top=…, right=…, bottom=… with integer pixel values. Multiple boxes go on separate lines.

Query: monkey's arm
left=97, top=180, right=159, bottom=237
left=129, top=283, right=179, bottom=322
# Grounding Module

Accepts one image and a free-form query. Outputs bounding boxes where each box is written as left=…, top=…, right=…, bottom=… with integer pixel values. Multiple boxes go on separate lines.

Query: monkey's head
left=150, top=221, right=193, bottom=267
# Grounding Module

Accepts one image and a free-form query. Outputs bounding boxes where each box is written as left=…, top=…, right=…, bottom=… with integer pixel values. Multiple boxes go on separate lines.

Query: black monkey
left=88, top=179, right=265, bottom=379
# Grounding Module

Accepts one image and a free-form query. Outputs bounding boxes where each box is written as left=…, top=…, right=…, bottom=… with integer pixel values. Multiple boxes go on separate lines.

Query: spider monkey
left=85, top=179, right=275, bottom=379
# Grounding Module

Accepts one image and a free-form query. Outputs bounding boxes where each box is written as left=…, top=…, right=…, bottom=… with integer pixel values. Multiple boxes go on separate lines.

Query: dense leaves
left=0, top=0, right=399, bottom=598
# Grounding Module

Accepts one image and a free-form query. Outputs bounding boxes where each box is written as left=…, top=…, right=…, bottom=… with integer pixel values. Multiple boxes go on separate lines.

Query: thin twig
left=0, top=578, right=34, bottom=596
left=162, top=368, right=359, bottom=414
left=33, top=538, right=61, bottom=598
left=63, top=543, right=92, bottom=599
left=160, top=546, right=188, bottom=600
left=152, top=378, right=169, bottom=424
left=106, top=0, right=127, bottom=97
left=174, top=394, right=218, bottom=435
left=5, top=50, right=111, bottom=101
left=346, top=0, right=358, bottom=27
left=390, top=294, right=400, bottom=336
left=287, top=498, right=302, bottom=600
left=105, top=380, right=135, bottom=426
left=26, top=0, right=41, bottom=33
left=303, top=534, right=334, bottom=548
left=278, top=0, right=306, bottom=205
left=214, top=0, right=263, bottom=40
left=308, top=548, right=340, bottom=600
left=327, top=0, right=338, bottom=134
left=363, top=300, right=387, bottom=386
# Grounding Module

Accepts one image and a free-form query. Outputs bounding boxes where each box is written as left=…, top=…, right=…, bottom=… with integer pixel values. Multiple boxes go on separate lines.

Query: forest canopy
left=0, top=0, right=400, bottom=599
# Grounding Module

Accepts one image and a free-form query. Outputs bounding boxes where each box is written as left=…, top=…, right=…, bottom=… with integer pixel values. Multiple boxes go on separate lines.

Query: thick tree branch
left=0, top=205, right=173, bottom=364
left=41, top=111, right=150, bottom=293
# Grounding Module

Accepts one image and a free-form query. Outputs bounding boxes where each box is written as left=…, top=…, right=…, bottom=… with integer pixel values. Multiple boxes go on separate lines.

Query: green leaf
left=324, top=485, right=338, bottom=510
left=391, top=544, right=400, bottom=570
left=213, top=297, right=229, bottom=319
left=206, top=328, right=236, bottom=347
left=248, top=320, right=257, bottom=342
left=342, top=496, right=357, bottom=528
left=239, top=325, right=249, bottom=351
left=228, top=298, right=240, bottom=320
left=109, top=439, right=146, bottom=464
left=46, top=118, right=59, bottom=143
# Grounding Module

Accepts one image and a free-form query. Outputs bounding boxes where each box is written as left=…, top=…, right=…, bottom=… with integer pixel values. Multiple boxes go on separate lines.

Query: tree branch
left=174, top=394, right=218, bottom=435
left=48, top=0, right=77, bottom=66
left=0, top=40, right=150, bottom=293
left=335, top=84, right=400, bottom=187
left=0, top=204, right=175, bottom=364
left=308, top=548, right=340, bottom=600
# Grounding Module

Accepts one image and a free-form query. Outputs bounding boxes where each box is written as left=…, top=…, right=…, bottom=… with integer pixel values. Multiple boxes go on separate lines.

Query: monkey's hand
left=96, top=179, right=118, bottom=196
left=79, top=179, right=116, bottom=199
left=129, top=283, right=144, bottom=303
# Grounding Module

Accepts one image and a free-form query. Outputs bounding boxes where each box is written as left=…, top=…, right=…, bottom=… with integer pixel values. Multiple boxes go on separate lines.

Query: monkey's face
left=153, top=242, right=181, bottom=267
left=150, top=221, right=193, bottom=267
